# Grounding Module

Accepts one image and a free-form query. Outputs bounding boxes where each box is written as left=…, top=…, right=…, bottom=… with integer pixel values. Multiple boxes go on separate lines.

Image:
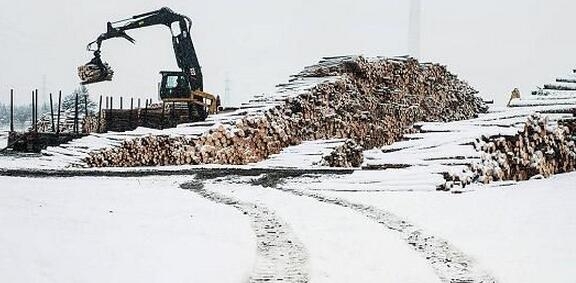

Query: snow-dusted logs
left=543, top=84, right=576, bottom=91
left=84, top=56, right=486, bottom=167
left=99, top=109, right=140, bottom=132
left=471, top=115, right=576, bottom=183
left=82, top=115, right=103, bottom=133
left=98, top=106, right=202, bottom=132
left=35, top=111, right=89, bottom=134
left=321, top=140, right=364, bottom=168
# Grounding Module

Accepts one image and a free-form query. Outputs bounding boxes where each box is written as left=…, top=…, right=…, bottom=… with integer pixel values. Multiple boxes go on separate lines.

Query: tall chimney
left=409, top=0, right=421, bottom=59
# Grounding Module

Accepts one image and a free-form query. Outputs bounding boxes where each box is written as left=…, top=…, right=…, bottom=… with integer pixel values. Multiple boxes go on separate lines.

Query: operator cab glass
left=159, top=71, right=190, bottom=99
left=165, top=76, right=179, bottom=88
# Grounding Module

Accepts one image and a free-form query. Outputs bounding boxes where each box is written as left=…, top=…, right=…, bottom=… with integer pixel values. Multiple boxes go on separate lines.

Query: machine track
left=274, top=185, right=497, bottom=283
left=181, top=180, right=309, bottom=283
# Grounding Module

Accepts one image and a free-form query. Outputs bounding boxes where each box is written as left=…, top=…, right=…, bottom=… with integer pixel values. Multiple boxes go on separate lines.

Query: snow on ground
left=206, top=180, right=441, bottom=283
left=310, top=172, right=576, bottom=283
left=0, top=176, right=255, bottom=283
left=255, top=139, right=345, bottom=168
left=1, top=171, right=574, bottom=282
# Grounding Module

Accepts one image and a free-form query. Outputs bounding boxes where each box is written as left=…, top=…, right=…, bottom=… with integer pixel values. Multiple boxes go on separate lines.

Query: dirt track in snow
left=189, top=173, right=497, bottom=283
left=181, top=180, right=309, bottom=283
left=275, top=185, right=496, bottom=283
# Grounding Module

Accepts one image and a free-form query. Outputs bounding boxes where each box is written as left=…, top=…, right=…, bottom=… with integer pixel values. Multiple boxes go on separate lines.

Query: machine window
left=165, top=76, right=179, bottom=89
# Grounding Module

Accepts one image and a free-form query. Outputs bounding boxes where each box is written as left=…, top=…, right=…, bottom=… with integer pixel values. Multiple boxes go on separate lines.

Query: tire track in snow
left=275, top=185, right=496, bottom=283
left=181, top=180, right=309, bottom=283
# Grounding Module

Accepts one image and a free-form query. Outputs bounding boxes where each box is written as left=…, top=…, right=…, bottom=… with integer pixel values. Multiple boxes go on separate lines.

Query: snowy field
left=0, top=176, right=255, bottom=283
left=324, top=175, right=576, bottom=283
left=1, top=172, right=575, bottom=282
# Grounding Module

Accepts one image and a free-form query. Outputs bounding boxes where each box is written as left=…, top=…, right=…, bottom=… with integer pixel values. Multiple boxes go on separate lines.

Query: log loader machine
left=78, top=7, right=217, bottom=121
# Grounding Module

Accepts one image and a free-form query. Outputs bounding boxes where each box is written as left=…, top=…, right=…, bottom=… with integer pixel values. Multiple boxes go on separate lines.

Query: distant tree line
left=0, top=86, right=96, bottom=131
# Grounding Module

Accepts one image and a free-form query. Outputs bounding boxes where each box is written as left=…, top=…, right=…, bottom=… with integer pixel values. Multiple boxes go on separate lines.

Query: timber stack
left=82, top=115, right=103, bottom=133
left=35, top=110, right=89, bottom=133
left=470, top=115, right=576, bottom=183
left=84, top=55, right=487, bottom=167
left=97, top=104, right=206, bottom=132
left=100, top=109, right=140, bottom=132
left=321, top=140, right=364, bottom=168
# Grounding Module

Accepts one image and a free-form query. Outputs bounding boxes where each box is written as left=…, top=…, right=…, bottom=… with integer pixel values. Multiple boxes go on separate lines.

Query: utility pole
left=409, top=0, right=421, bottom=60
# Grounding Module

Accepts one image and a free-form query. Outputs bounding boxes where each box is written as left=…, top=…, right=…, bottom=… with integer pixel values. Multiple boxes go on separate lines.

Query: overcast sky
left=1, top=0, right=575, bottom=106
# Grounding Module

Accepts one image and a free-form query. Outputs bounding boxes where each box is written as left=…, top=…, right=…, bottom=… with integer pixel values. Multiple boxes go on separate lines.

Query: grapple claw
left=78, top=52, right=114, bottom=85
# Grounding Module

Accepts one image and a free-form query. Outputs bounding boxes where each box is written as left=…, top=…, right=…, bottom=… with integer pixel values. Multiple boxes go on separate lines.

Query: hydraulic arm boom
left=84, top=7, right=203, bottom=91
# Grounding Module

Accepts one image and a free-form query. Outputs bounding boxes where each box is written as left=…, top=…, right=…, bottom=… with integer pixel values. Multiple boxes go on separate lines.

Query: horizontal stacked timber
left=8, top=131, right=85, bottom=152
left=36, top=110, right=83, bottom=133
left=101, top=109, right=139, bottom=132
left=82, top=115, right=101, bottom=133
left=139, top=106, right=202, bottom=129
left=84, top=56, right=487, bottom=167
left=470, top=115, right=576, bottom=183
left=321, top=140, right=364, bottom=168
left=97, top=104, right=206, bottom=132
left=544, top=84, right=576, bottom=91
left=556, top=78, right=576, bottom=84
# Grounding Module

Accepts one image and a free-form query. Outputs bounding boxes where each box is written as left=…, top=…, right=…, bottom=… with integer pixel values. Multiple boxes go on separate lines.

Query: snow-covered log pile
left=34, top=111, right=104, bottom=134
left=98, top=105, right=200, bottom=132
left=82, top=115, right=103, bottom=133
left=471, top=115, right=576, bottom=183
left=35, top=111, right=89, bottom=133
left=84, top=56, right=486, bottom=167
left=321, top=140, right=364, bottom=167
left=100, top=109, right=140, bottom=132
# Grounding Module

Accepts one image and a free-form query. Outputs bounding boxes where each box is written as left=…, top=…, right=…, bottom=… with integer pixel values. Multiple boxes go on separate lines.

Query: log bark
left=321, top=140, right=364, bottom=167
left=84, top=56, right=487, bottom=168
left=446, top=115, right=576, bottom=188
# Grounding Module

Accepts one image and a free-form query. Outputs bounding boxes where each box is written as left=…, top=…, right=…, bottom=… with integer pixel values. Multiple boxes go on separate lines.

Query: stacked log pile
left=470, top=115, right=576, bottom=183
left=100, top=109, right=140, bottom=132
left=321, top=140, right=364, bottom=167
left=82, top=115, right=103, bottom=133
left=85, top=56, right=487, bottom=167
left=136, top=106, right=203, bottom=129
left=34, top=111, right=105, bottom=134
left=35, top=111, right=88, bottom=133
left=96, top=104, right=205, bottom=132
left=561, top=118, right=576, bottom=132
left=543, top=84, right=576, bottom=91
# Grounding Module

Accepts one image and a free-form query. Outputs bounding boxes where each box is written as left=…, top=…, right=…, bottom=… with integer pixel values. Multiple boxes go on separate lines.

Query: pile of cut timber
left=100, top=109, right=140, bottom=132
left=82, top=115, right=103, bottom=133
left=85, top=56, right=487, bottom=167
left=35, top=111, right=89, bottom=133
left=321, top=140, right=364, bottom=168
left=96, top=104, right=206, bottom=132
left=470, top=115, right=576, bottom=183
